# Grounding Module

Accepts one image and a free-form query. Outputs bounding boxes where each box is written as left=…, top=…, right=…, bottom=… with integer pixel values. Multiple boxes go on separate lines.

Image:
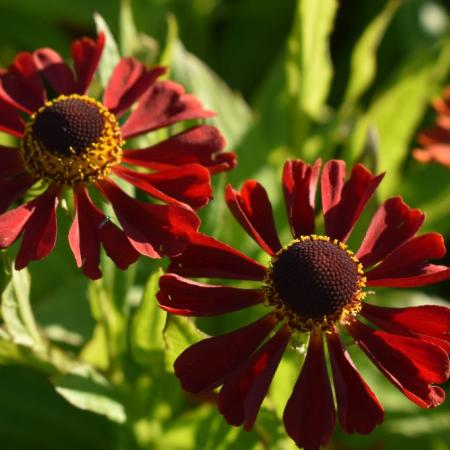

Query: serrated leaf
left=130, top=268, right=166, bottom=366
left=94, top=12, right=120, bottom=89
left=1, top=264, right=45, bottom=350
left=343, top=0, right=400, bottom=109
left=163, top=315, right=206, bottom=372
left=52, top=365, right=126, bottom=423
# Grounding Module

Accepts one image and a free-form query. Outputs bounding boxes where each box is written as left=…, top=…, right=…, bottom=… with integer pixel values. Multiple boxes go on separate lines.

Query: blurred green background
left=0, top=0, right=449, bottom=449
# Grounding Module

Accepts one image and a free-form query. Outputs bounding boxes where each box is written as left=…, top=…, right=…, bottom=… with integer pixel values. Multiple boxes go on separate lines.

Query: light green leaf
left=163, top=315, right=206, bottom=371
left=52, top=365, right=126, bottom=423
left=1, top=263, right=45, bottom=351
left=287, top=0, right=337, bottom=120
left=343, top=0, right=400, bottom=109
left=0, top=338, right=57, bottom=374
left=162, top=16, right=253, bottom=148
left=130, top=268, right=166, bottom=366
left=94, top=12, right=120, bottom=89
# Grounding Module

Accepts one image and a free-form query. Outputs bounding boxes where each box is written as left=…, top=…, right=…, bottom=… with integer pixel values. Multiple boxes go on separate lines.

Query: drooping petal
left=284, top=331, right=336, bottom=450
left=282, top=159, right=321, bottom=237
left=366, top=233, right=450, bottom=287
left=71, top=33, right=105, bottom=94
left=157, top=273, right=264, bottom=316
left=174, top=314, right=277, bottom=393
left=103, top=58, right=165, bottom=116
left=0, top=101, right=25, bottom=137
left=413, top=145, right=450, bottom=169
left=0, top=146, right=26, bottom=176
left=97, top=178, right=200, bottom=258
left=68, top=187, right=103, bottom=279
left=218, top=326, right=291, bottom=431
left=356, top=197, right=424, bottom=267
left=348, top=320, right=449, bottom=408
left=418, top=126, right=450, bottom=147
left=15, top=188, right=59, bottom=269
left=0, top=199, right=36, bottom=249
left=225, top=182, right=282, bottom=255
left=361, top=303, right=450, bottom=352
left=33, top=48, right=76, bottom=95
left=97, top=219, right=139, bottom=270
left=113, top=164, right=212, bottom=209
left=122, top=125, right=235, bottom=174
left=0, top=175, right=35, bottom=213
left=321, top=160, right=384, bottom=242
left=327, top=331, right=384, bottom=435
left=167, top=232, right=267, bottom=281
left=120, top=80, right=215, bottom=139
left=0, top=52, right=46, bottom=113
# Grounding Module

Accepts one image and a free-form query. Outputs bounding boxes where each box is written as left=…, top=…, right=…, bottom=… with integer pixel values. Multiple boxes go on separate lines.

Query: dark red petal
left=327, top=332, right=384, bottom=435
left=97, top=178, right=200, bottom=258
left=284, top=331, right=335, bottom=450
left=418, top=125, right=450, bottom=146
left=120, top=80, right=215, bottom=139
left=68, top=187, right=103, bottom=279
left=413, top=145, right=450, bottom=168
left=0, top=175, right=35, bottom=213
left=168, top=232, right=267, bottom=281
left=113, top=164, right=212, bottom=209
left=157, top=273, right=264, bottom=316
left=0, top=200, right=35, bottom=248
left=103, top=58, right=165, bottom=116
left=174, top=314, right=277, bottom=393
left=366, top=233, right=450, bottom=287
left=348, top=320, right=449, bottom=408
left=282, top=159, right=321, bottom=237
left=0, top=146, right=25, bottom=176
left=225, top=182, right=281, bottom=255
left=0, top=101, right=25, bottom=137
left=33, top=48, right=76, bottom=95
left=122, top=125, right=235, bottom=174
left=0, top=52, right=46, bottom=113
left=356, top=197, right=424, bottom=267
left=71, top=33, right=105, bottom=94
left=15, top=188, right=59, bottom=269
left=218, top=326, right=291, bottom=431
left=98, top=220, right=139, bottom=270
left=321, top=160, right=384, bottom=242
left=361, top=303, right=450, bottom=352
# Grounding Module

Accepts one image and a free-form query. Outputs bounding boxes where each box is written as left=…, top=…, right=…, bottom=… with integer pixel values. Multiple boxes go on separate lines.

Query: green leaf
left=1, top=262, right=45, bottom=350
left=130, top=268, right=166, bottom=366
left=94, top=12, right=120, bottom=89
left=342, top=0, right=400, bottom=109
left=0, top=338, right=57, bottom=374
left=163, top=315, right=206, bottom=372
left=52, top=365, right=126, bottom=423
left=162, top=16, right=253, bottom=148
left=287, top=0, right=337, bottom=120
left=0, top=365, right=114, bottom=450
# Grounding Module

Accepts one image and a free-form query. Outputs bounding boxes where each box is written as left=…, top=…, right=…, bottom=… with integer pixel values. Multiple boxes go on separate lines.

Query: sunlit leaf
left=52, top=365, right=126, bottom=423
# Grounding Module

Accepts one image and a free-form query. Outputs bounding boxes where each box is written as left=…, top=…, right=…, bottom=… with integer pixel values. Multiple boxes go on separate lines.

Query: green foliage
left=0, top=0, right=449, bottom=449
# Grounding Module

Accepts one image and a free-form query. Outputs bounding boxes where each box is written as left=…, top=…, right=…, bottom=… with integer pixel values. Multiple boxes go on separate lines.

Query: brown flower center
left=21, top=94, right=123, bottom=185
left=264, top=235, right=366, bottom=332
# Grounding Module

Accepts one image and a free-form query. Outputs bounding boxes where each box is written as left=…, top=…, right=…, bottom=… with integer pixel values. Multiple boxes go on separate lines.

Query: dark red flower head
left=413, top=86, right=450, bottom=168
left=0, top=33, right=236, bottom=278
left=158, top=158, right=450, bottom=450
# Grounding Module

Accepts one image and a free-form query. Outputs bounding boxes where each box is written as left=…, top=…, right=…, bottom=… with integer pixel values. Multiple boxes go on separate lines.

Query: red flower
left=0, top=33, right=235, bottom=278
left=158, top=159, right=450, bottom=450
left=413, top=87, right=450, bottom=168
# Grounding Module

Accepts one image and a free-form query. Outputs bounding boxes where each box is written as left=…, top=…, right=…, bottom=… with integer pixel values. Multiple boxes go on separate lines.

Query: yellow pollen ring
left=21, top=94, right=124, bottom=186
left=263, top=234, right=366, bottom=333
